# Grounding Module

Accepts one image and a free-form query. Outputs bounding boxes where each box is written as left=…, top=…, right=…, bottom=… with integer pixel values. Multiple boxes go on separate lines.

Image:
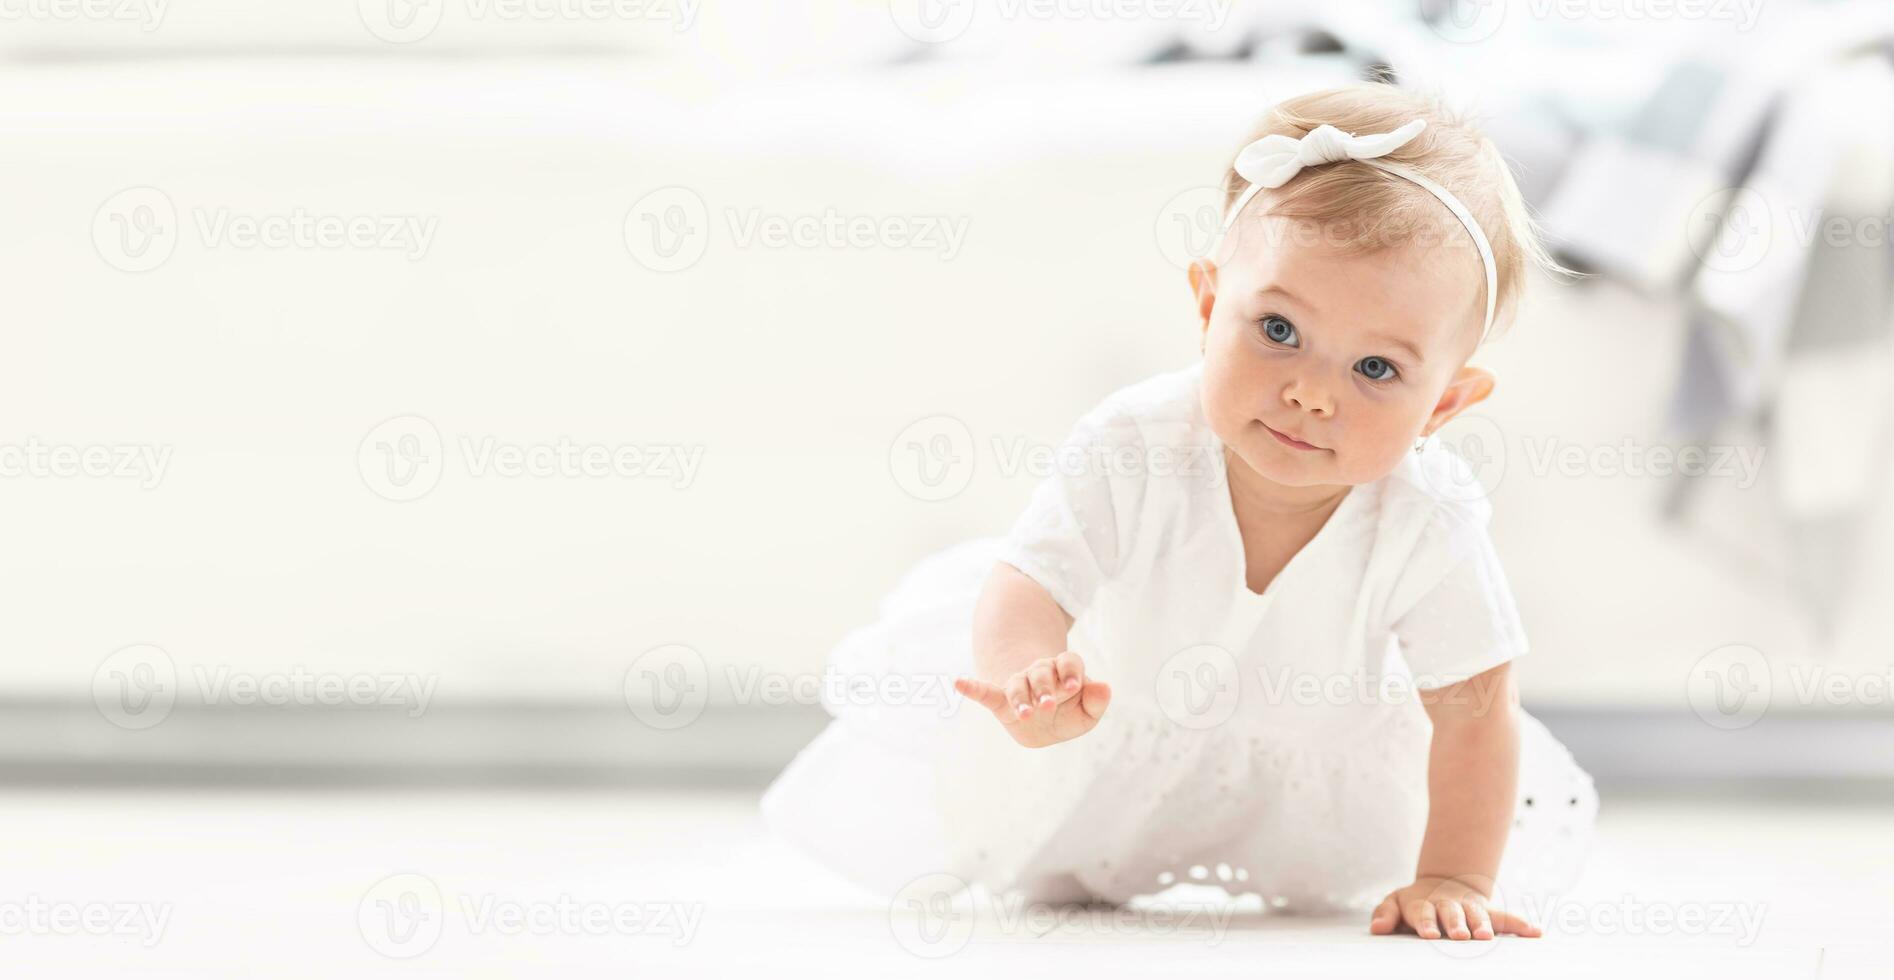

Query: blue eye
left=1259, top=315, right=1298, bottom=346
left=1356, top=356, right=1398, bottom=382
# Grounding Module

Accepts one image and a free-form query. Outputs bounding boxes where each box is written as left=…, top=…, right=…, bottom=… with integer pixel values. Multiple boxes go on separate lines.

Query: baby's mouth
left=1261, top=421, right=1326, bottom=452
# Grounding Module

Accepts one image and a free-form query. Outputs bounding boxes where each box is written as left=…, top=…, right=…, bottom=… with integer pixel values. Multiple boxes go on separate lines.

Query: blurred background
left=4, top=0, right=1893, bottom=974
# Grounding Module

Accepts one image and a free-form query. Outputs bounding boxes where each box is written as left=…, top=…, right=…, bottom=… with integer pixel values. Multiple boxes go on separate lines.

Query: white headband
left=1218, top=119, right=1498, bottom=340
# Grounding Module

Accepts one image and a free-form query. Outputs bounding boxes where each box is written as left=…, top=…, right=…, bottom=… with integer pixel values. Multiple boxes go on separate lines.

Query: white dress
left=763, top=362, right=1596, bottom=910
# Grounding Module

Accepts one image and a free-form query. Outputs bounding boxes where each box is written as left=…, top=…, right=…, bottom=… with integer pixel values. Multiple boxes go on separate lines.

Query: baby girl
left=764, top=83, right=1597, bottom=942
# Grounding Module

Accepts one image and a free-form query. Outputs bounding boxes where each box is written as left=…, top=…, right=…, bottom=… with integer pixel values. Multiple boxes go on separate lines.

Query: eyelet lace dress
left=763, top=363, right=1596, bottom=910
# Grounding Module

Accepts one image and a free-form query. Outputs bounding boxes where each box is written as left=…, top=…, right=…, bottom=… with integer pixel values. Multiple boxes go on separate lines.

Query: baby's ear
left=1423, top=366, right=1495, bottom=436
left=1186, top=259, right=1218, bottom=334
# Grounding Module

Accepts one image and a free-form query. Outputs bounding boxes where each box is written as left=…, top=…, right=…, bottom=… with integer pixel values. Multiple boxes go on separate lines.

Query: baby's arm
left=1370, top=661, right=1542, bottom=941
left=951, top=562, right=1112, bottom=748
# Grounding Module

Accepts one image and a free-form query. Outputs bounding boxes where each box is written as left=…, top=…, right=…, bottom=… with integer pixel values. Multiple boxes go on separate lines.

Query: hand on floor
left=1368, top=876, right=1541, bottom=940
left=954, top=650, right=1110, bottom=748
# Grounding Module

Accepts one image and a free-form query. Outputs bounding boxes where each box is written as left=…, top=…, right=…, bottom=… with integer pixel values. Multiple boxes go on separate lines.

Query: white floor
left=3, top=787, right=1887, bottom=978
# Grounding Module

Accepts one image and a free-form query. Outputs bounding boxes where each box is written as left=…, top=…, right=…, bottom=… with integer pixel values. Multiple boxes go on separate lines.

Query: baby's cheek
left=1335, top=424, right=1417, bottom=483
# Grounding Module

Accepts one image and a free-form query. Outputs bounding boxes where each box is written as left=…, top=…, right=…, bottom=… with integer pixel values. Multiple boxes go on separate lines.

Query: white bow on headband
left=1218, top=118, right=1498, bottom=339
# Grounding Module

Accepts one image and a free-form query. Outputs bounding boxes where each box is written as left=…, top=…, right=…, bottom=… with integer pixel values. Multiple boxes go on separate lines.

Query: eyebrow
left=1254, top=285, right=1314, bottom=315
left=1369, top=333, right=1426, bottom=364
left=1256, top=285, right=1427, bottom=364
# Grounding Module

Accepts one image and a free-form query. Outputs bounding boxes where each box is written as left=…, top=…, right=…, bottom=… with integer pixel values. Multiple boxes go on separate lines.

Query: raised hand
left=953, top=650, right=1111, bottom=748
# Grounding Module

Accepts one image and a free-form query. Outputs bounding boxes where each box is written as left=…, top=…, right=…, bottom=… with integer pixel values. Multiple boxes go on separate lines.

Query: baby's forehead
left=1226, top=221, right=1483, bottom=355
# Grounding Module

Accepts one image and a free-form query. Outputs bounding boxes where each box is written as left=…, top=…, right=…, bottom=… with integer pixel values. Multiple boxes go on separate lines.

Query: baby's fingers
left=1005, top=674, right=1035, bottom=719
left=1368, top=896, right=1400, bottom=935
left=1488, top=908, right=1542, bottom=938
left=1026, top=659, right=1060, bottom=712
left=1403, top=900, right=1442, bottom=940
left=1436, top=899, right=1470, bottom=940
left=952, top=677, right=1009, bottom=719
left=1462, top=901, right=1494, bottom=940
left=1078, top=679, right=1112, bottom=720
left=1053, top=650, right=1086, bottom=699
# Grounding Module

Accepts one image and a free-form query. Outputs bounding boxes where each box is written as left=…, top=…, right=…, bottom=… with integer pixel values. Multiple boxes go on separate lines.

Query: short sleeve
left=992, top=412, right=1142, bottom=621
left=1387, top=507, right=1529, bottom=688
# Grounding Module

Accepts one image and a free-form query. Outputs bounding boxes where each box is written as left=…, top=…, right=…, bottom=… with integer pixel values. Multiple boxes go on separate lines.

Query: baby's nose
left=1283, top=377, right=1334, bottom=417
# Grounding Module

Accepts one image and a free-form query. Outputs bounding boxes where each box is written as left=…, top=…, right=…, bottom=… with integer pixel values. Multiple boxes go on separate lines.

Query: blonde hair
left=1218, top=84, right=1572, bottom=339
